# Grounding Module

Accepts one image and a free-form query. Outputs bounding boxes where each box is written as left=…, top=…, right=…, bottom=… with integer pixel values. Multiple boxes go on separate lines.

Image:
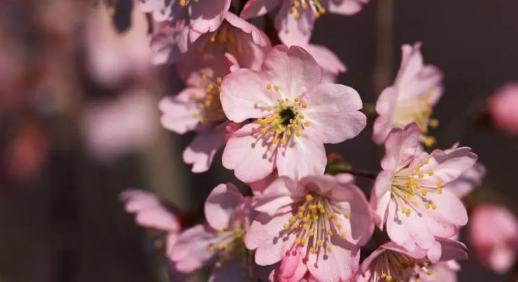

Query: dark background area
left=0, top=0, right=516, bottom=282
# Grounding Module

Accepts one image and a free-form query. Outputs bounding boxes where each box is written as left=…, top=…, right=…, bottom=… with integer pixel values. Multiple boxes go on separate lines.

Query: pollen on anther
left=274, top=85, right=279, bottom=91
left=437, top=188, right=443, bottom=194
left=266, top=84, right=272, bottom=90
left=306, top=194, right=313, bottom=202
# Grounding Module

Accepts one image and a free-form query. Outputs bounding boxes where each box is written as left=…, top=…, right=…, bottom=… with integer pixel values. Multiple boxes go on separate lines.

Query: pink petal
left=150, top=19, right=191, bottom=65
left=422, top=188, right=468, bottom=228
left=183, top=126, right=226, bottom=173
left=275, top=128, right=327, bottom=180
left=159, top=89, right=201, bottom=134
left=262, top=45, right=322, bottom=99
left=245, top=211, right=295, bottom=265
left=435, top=237, right=468, bottom=262
left=222, top=123, right=277, bottom=182
left=489, top=83, right=518, bottom=134
left=445, top=163, right=485, bottom=198
left=220, top=69, right=278, bottom=122
left=225, top=12, right=269, bottom=46
left=253, top=176, right=305, bottom=215
left=325, top=0, right=367, bottom=15
left=189, top=0, right=231, bottom=33
left=277, top=248, right=308, bottom=282
left=275, top=1, right=313, bottom=46
left=303, top=83, right=366, bottom=143
left=176, top=53, right=234, bottom=86
left=304, top=44, right=346, bottom=74
left=170, top=225, right=218, bottom=273
left=381, top=123, right=420, bottom=171
left=372, top=87, right=397, bottom=145
left=204, top=183, right=244, bottom=230
left=240, top=0, right=282, bottom=19
left=420, top=147, right=478, bottom=185
left=370, top=171, right=392, bottom=228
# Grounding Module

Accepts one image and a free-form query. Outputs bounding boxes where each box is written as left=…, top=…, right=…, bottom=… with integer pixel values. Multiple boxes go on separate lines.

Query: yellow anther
left=344, top=213, right=350, bottom=219
left=194, top=82, right=201, bottom=88
left=217, top=243, right=226, bottom=250
left=385, top=275, right=392, bottom=282
left=428, top=171, right=434, bottom=176
left=326, top=246, right=332, bottom=252
left=207, top=245, right=215, bottom=252
left=426, top=270, right=434, bottom=275
left=294, top=238, right=301, bottom=245
left=336, top=223, right=343, bottom=230
left=272, top=138, right=279, bottom=145
left=423, top=158, right=429, bottom=164
left=297, top=212, right=304, bottom=218
left=266, top=107, right=272, bottom=112
left=306, top=194, right=313, bottom=202
left=301, top=102, right=308, bottom=108
left=418, top=172, right=424, bottom=178
left=437, top=188, right=443, bottom=194
left=327, top=230, right=333, bottom=236
left=216, top=77, right=222, bottom=84
left=303, top=223, right=310, bottom=230
left=431, top=204, right=437, bottom=210
left=340, top=233, right=346, bottom=239
left=260, top=128, right=266, bottom=134
left=266, top=84, right=272, bottom=90
left=281, top=138, right=287, bottom=145
left=436, top=180, right=443, bottom=188
left=283, top=223, right=290, bottom=230
left=316, top=240, right=323, bottom=246
left=274, top=85, right=279, bottom=91
left=304, top=121, right=310, bottom=127
left=309, top=230, right=314, bottom=237
left=192, top=113, right=199, bottom=118
left=425, top=204, right=431, bottom=210
left=301, top=2, right=308, bottom=9
left=201, top=74, right=208, bottom=80
left=218, top=228, right=225, bottom=234
left=430, top=119, right=439, bottom=128
left=421, top=189, right=428, bottom=196
left=292, top=222, right=300, bottom=228
left=310, top=247, right=317, bottom=254
left=294, top=97, right=300, bottom=102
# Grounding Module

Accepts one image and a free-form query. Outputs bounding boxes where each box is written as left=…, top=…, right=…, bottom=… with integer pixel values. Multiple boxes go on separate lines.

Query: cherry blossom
left=170, top=183, right=269, bottom=282
left=120, top=190, right=181, bottom=255
left=220, top=45, right=366, bottom=182
left=488, top=83, right=518, bottom=135
left=151, top=12, right=271, bottom=69
left=241, top=0, right=368, bottom=45
left=468, top=204, right=518, bottom=273
left=245, top=175, right=374, bottom=282
left=355, top=238, right=467, bottom=282
left=140, top=0, right=230, bottom=33
left=159, top=53, right=238, bottom=173
left=373, top=43, right=443, bottom=147
left=371, top=123, right=477, bottom=258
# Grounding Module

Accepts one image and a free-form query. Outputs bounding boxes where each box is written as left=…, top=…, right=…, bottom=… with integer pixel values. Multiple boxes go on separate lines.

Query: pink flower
left=304, top=44, right=346, bottom=83
left=373, top=43, right=443, bottom=147
left=355, top=238, right=467, bottom=282
left=220, top=45, right=366, bottom=182
left=140, top=0, right=230, bottom=33
left=241, top=0, right=368, bottom=45
left=86, top=1, right=152, bottom=87
left=120, top=190, right=181, bottom=255
left=170, top=183, right=268, bottom=282
left=245, top=175, right=374, bottom=282
left=371, top=123, right=477, bottom=257
left=444, top=162, right=485, bottom=199
left=488, top=83, right=518, bottom=135
left=468, top=204, right=518, bottom=273
left=159, top=53, right=237, bottom=173
left=151, top=12, right=271, bottom=69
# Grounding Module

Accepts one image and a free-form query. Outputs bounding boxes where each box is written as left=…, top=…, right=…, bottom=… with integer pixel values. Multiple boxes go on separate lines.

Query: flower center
left=290, top=0, right=327, bottom=19
left=197, top=22, right=250, bottom=58
left=178, top=0, right=199, bottom=7
left=207, top=227, right=255, bottom=279
left=191, top=74, right=226, bottom=126
left=256, top=84, right=309, bottom=145
left=390, top=158, right=444, bottom=217
left=280, top=193, right=350, bottom=258
left=391, top=88, right=439, bottom=147
left=373, top=251, right=435, bottom=282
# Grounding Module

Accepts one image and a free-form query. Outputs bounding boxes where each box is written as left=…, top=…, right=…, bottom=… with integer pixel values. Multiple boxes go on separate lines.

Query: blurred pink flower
left=241, top=0, right=368, bottom=45
left=170, top=183, right=268, bottom=282
left=355, top=238, right=467, bottom=282
left=245, top=174, right=374, bottom=282
left=468, top=204, right=518, bottom=274
left=159, top=54, right=238, bottom=173
left=81, top=90, right=158, bottom=162
left=151, top=12, right=271, bottom=69
left=85, top=2, right=152, bottom=87
left=373, top=43, right=443, bottom=147
left=371, top=124, right=477, bottom=260
left=120, top=190, right=181, bottom=255
left=220, top=45, right=366, bottom=182
left=488, top=83, right=518, bottom=135
left=141, top=0, right=231, bottom=34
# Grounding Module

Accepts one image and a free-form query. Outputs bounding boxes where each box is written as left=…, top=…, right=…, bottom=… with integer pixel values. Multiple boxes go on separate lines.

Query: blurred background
left=0, top=0, right=516, bottom=281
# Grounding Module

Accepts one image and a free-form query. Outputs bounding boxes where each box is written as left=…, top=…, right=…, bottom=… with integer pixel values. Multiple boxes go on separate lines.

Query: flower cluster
left=117, top=0, right=518, bottom=281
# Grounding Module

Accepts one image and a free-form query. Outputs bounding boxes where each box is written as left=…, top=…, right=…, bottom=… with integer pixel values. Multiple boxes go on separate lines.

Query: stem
left=347, top=169, right=378, bottom=180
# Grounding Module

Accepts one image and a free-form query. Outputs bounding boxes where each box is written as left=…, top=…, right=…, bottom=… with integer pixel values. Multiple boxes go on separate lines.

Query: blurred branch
left=373, top=0, right=395, bottom=96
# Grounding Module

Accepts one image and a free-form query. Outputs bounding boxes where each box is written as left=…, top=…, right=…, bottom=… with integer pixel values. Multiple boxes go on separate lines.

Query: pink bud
left=488, top=83, right=518, bottom=134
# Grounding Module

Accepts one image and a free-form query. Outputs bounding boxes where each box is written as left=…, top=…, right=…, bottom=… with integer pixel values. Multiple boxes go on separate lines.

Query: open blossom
left=220, top=45, right=366, bottom=182
left=140, top=0, right=230, bottom=33
left=371, top=123, right=477, bottom=258
left=151, top=12, right=271, bottom=69
left=373, top=43, right=443, bottom=146
left=159, top=53, right=237, bottom=173
left=245, top=175, right=374, bottom=282
left=120, top=190, right=181, bottom=255
left=468, top=204, right=518, bottom=274
left=241, top=0, right=368, bottom=45
left=170, top=184, right=267, bottom=282
left=355, top=238, right=467, bottom=282
left=488, top=83, right=518, bottom=135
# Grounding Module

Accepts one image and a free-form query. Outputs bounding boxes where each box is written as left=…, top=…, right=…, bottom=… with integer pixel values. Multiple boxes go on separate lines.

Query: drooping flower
left=120, top=190, right=181, bottom=255
left=140, top=0, right=230, bottom=33
left=159, top=53, right=238, bottom=173
left=355, top=238, right=467, bottom=282
left=241, top=0, right=368, bottom=45
left=371, top=123, right=477, bottom=257
left=245, top=175, right=374, bottom=282
left=468, top=204, right=518, bottom=274
left=373, top=43, right=443, bottom=146
left=170, top=183, right=268, bottom=282
left=488, top=83, right=518, bottom=135
left=220, top=45, right=366, bottom=182
left=151, top=12, right=271, bottom=69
